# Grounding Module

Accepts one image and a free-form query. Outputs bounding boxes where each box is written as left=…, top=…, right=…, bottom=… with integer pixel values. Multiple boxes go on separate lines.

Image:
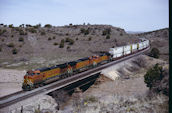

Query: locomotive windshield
left=26, top=72, right=34, bottom=76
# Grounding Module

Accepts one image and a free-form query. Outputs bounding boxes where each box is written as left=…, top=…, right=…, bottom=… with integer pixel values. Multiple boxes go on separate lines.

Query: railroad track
left=0, top=47, right=150, bottom=109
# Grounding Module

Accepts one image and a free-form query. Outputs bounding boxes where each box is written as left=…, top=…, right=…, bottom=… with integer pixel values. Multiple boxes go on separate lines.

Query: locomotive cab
left=22, top=70, right=41, bottom=90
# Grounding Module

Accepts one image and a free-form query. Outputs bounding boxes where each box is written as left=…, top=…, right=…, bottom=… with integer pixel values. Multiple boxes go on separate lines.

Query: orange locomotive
left=22, top=53, right=112, bottom=90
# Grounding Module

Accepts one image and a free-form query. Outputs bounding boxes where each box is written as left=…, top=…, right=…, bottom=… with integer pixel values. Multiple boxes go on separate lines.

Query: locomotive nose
left=24, top=75, right=27, bottom=79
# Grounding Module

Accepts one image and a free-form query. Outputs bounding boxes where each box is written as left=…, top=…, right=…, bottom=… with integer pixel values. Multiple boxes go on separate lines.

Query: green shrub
left=41, top=31, right=46, bottom=35
left=59, top=42, right=64, bottom=48
left=150, top=48, right=160, bottom=58
left=2, top=29, right=7, bottom=33
left=106, top=35, right=110, bottom=39
left=19, top=24, right=24, bottom=28
left=12, top=48, right=18, bottom=54
left=144, top=64, right=163, bottom=89
left=26, top=24, right=32, bottom=27
left=80, top=28, right=90, bottom=35
left=33, top=26, right=38, bottom=29
left=44, top=24, right=52, bottom=28
left=18, top=37, right=24, bottom=42
left=80, top=28, right=85, bottom=33
left=69, top=40, right=74, bottom=45
left=53, top=42, right=58, bottom=45
left=84, top=96, right=97, bottom=103
left=48, top=37, right=52, bottom=41
left=7, top=43, right=14, bottom=48
left=19, top=30, right=25, bottom=35
left=84, top=29, right=89, bottom=35
left=65, top=37, right=70, bottom=42
left=27, top=28, right=37, bottom=33
left=14, top=27, right=20, bottom=31
left=67, top=46, right=70, bottom=50
left=88, top=37, right=92, bottom=41
left=102, top=28, right=111, bottom=36
left=33, top=24, right=41, bottom=29
left=9, top=24, right=13, bottom=28
left=59, top=39, right=64, bottom=48
left=65, top=38, right=74, bottom=45
left=19, top=45, right=22, bottom=48
left=61, top=39, right=65, bottom=43
left=102, top=30, right=106, bottom=36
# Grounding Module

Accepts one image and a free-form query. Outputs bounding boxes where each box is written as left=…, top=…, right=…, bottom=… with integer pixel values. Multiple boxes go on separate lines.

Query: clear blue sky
left=0, top=0, right=169, bottom=31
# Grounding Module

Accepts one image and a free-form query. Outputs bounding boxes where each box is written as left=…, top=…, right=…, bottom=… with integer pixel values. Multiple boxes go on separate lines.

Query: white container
left=109, top=46, right=123, bottom=58
left=132, top=43, right=138, bottom=52
left=138, top=42, right=144, bottom=50
left=146, top=40, right=149, bottom=47
left=143, top=41, right=147, bottom=48
left=124, top=45, right=131, bottom=55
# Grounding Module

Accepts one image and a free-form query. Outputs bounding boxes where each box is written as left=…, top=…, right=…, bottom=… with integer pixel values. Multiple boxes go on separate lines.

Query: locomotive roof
left=76, top=57, right=89, bottom=62
left=99, top=52, right=110, bottom=56
left=68, top=61, right=77, bottom=66
left=37, top=63, right=68, bottom=72
left=36, top=56, right=95, bottom=72
left=38, top=67, right=51, bottom=72
left=55, top=63, right=68, bottom=69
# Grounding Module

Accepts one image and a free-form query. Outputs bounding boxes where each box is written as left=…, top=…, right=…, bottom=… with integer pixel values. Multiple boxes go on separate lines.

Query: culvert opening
left=48, top=73, right=101, bottom=109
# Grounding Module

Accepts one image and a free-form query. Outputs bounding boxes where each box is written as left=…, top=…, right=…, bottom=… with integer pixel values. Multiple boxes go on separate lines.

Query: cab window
left=36, top=73, right=40, bottom=75
left=26, top=72, right=29, bottom=76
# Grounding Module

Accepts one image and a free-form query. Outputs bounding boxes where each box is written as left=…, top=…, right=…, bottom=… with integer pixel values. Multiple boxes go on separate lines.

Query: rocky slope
left=0, top=24, right=139, bottom=69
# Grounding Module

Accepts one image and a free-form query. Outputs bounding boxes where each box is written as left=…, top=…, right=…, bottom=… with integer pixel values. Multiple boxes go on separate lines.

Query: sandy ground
left=0, top=69, right=26, bottom=97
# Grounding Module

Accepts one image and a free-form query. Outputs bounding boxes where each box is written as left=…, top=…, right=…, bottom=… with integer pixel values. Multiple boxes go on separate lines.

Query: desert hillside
left=0, top=24, right=168, bottom=69
left=0, top=24, right=169, bottom=113
left=0, top=24, right=139, bottom=69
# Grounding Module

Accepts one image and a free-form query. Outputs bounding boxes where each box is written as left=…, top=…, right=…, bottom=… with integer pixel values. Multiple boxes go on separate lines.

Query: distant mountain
left=126, top=31, right=145, bottom=34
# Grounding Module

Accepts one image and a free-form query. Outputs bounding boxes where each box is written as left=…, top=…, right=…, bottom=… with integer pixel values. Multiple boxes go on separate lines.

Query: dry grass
left=71, top=93, right=168, bottom=113
left=132, top=56, right=146, bottom=68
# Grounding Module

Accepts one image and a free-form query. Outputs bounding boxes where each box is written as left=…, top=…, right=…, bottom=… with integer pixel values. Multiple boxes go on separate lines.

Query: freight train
left=22, top=39, right=149, bottom=90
